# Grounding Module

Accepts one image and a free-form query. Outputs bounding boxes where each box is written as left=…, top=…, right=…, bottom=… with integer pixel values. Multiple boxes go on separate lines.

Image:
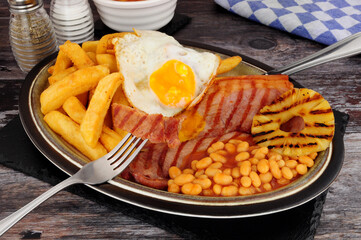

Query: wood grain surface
left=0, top=0, right=360, bottom=239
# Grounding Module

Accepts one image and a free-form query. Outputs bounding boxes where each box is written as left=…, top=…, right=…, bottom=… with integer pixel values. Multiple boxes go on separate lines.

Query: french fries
left=59, top=40, right=95, bottom=69
left=44, top=111, right=107, bottom=160
left=217, top=56, right=242, bottom=75
left=42, top=38, right=128, bottom=160
left=96, top=54, right=118, bottom=73
left=63, top=96, right=124, bottom=151
left=80, top=72, right=122, bottom=147
left=48, top=66, right=77, bottom=85
left=53, top=50, right=73, bottom=75
left=82, top=40, right=99, bottom=53
left=62, top=96, right=87, bottom=123
left=96, top=32, right=132, bottom=54
left=86, top=52, right=97, bottom=64
left=40, top=65, right=109, bottom=114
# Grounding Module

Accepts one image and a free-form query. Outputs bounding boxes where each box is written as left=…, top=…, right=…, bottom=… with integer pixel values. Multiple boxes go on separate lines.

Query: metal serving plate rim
left=19, top=40, right=342, bottom=218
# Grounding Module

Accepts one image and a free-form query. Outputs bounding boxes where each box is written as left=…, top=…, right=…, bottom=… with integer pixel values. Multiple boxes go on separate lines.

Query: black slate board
left=0, top=111, right=348, bottom=240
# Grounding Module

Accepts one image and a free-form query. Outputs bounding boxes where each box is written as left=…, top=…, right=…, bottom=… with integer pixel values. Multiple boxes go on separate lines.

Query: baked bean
left=231, top=180, right=239, bottom=187
left=278, top=160, right=285, bottom=168
left=216, top=150, right=228, bottom=156
left=308, top=152, right=318, bottom=160
left=211, top=141, right=224, bottom=151
left=251, top=165, right=257, bottom=172
left=259, top=172, right=273, bottom=183
left=231, top=167, right=241, bottom=178
left=240, top=161, right=251, bottom=176
left=257, top=159, right=269, bottom=173
left=205, top=167, right=222, bottom=177
left=231, top=180, right=240, bottom=187
left=191, top=160, right=198, bottom=171
left=239, top=187, right=252, bottom=195
left=277, top=178, right=290, bottom=185
left=251, top=148, right=268, bottom=158
left=275, top=154, right=283, bottom=161
left=207, top=147, right=215, bottom=154
left=197, top=174, right=208, bottom=179
left=225, top=143, right=236, bottom=153
left=296, top=164, right=308, bottom=175
left=253, top=151, right=266, bottom=160
left=195, top=169, right=205, bottom=178
left=263, top=183, right=272, bottom=191
left=174, top=173, right=195, bottom=186
left=196, top=157, right=212, bottom=169
left=237, top=141, right=249, bottom=152
left=213, top=184, right=222, bottom=195
left=181, top=183, right=202, bottom=195
left=269, top=153, right=282, bottom=161
left=209, top=162, right=222, bottom=169
left=250, top=157, right=259, bottom=165
left=285, top=160, right=298, bottom=168
left=168, top=183, right=180, bottom=193
left=270, top=160, right=282, bottom=179
left=183, top=168, right=194, bottom=175
left=214, top=173, right=233, bottom=185
left=241, top=176, right=252, bottom=187
left=168, top=179, right=174, bottom=186
left=281, top=166, right=293, bottom=180
left=193, top=178, right=212, bottom=189
left=235, top=151, right=250, bottom=161
left=259, top=147, right=269, bottom=155
left=250, top=171, right=261, bottom=188
left=202, top=189, right=214, bottom=196
left=223, top=168, right=232, bottom=175
left=298, top=156, right=314, bottom=167
left=210, top=152, right=227, bottom=163
left=292, top=169, right=298, bottom=178
left=221, top=186, right=238, bottom=196
left=169, top=166, right=181, bottom=179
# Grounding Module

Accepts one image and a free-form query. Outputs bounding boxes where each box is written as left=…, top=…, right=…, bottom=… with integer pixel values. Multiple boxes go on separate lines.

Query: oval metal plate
left=18, top=40, right=344, bottom=218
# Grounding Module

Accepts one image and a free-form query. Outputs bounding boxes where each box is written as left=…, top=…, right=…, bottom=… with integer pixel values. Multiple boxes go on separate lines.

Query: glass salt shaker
left=8, top=0, right=58, bottom=73
left=50, top=0, right=94, bottom=45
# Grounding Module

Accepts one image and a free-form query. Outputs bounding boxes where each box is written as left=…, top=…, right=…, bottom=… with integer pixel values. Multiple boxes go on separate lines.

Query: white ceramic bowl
left=93, top=0, right=177, bottom=31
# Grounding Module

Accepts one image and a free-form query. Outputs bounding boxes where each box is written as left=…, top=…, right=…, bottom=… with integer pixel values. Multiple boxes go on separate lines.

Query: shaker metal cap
left=8, top=0, right=43, bottom=12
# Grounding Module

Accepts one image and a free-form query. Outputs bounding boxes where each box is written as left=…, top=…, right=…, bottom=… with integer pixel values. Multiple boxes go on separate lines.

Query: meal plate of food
left=19, top=31, right=345, bottom=218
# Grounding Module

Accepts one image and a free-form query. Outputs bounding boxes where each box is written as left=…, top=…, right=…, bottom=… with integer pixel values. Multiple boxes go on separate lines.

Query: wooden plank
left=0, top=0, right=360, bottom=239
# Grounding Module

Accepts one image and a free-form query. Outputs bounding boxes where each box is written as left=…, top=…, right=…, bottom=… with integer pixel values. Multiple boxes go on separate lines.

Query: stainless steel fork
left=0, top=133, right=147, bottom=236
left=267, top=32, right=361, bottom=75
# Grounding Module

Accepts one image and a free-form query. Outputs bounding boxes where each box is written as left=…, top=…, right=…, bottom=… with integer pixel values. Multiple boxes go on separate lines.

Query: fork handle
left=0, top=176, right=79, bottom=236
left=267, top=32, right=361, bottom=75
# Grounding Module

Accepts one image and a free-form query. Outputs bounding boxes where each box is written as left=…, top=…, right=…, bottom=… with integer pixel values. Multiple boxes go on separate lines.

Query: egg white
left=113, top=30, right=220, bottom=117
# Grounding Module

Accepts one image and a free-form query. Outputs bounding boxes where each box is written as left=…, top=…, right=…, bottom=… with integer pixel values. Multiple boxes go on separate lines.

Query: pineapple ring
left=251, top=88, right=335, bottom=157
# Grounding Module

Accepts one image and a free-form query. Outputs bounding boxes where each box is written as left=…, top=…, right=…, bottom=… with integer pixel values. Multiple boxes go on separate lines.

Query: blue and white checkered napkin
left=215, top=0, right=361, bottom=45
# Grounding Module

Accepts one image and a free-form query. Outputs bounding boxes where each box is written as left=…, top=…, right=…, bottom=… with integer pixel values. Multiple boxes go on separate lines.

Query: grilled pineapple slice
left=252, top=88, right=335, bottom=157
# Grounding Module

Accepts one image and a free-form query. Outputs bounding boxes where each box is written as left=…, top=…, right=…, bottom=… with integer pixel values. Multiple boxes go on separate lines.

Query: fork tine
left=106, top=132, right=132, bottom=159
left=109, top=134, right=138, bottom=165
left=112, top=138, right=148, bottom=173
left=110, top=137, right=141, bottom=168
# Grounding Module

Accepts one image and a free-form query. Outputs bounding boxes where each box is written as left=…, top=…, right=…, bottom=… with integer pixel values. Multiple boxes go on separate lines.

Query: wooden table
left=1, top=0, right=360, bottom=239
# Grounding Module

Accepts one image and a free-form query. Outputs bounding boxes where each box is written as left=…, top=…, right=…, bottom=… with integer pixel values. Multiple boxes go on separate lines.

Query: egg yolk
left=178, top=110, right=206, bottom=142
left=150, top=60, right=196, bottom=108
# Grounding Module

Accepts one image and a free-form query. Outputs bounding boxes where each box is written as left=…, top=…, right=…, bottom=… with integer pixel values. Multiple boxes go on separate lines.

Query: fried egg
left=113, top=30, right=220, bottom=117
